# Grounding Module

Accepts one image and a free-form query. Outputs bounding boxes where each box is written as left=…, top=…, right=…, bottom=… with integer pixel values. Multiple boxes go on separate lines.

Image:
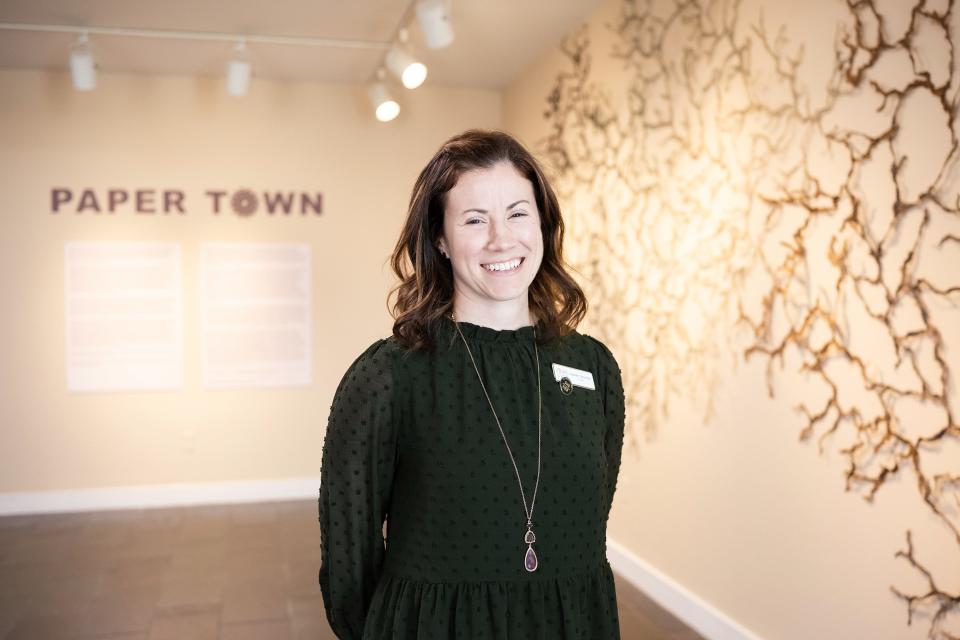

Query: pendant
left=524, top=526, right=538, bottom=572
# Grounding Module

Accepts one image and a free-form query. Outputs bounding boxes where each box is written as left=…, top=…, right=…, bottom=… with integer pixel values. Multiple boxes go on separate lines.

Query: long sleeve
left=587, top=336, right=626, bottom=511
left=318, top=338, right=399, bottom=640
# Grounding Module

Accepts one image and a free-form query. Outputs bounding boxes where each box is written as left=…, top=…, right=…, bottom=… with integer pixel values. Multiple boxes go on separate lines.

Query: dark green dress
left=318, top=316, right=626, bottom=639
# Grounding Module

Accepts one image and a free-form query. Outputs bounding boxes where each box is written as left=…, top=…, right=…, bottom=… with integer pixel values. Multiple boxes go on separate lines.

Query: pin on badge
left=559, top=377, right=573, bottom=395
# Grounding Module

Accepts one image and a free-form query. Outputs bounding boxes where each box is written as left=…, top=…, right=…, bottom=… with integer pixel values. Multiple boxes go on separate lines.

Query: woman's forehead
left=447, top=162, right=534, bottom=202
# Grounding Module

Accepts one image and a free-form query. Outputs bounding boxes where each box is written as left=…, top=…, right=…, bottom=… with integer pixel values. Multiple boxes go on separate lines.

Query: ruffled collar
left=443, top=315, right=537, bottom=343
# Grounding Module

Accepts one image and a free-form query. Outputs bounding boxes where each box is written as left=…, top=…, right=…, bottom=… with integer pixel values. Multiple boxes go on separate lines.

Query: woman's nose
left=487, top=218, right=515, bottom=248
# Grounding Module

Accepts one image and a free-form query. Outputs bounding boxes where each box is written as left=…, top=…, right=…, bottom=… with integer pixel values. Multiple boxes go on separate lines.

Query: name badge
left=551, top=363, right=596, bottom=390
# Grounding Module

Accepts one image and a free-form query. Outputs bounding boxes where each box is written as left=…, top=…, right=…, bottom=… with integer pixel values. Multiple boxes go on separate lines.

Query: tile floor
left=0, top=501, right=703, bottom=640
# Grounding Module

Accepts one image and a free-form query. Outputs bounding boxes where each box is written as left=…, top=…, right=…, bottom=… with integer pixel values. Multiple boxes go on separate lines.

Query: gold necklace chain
left=450, top=312, right=542, bottom=572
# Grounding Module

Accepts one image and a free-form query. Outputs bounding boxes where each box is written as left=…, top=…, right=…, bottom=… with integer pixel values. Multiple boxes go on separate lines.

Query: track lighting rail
left=0, top=22, right=391, bottom=51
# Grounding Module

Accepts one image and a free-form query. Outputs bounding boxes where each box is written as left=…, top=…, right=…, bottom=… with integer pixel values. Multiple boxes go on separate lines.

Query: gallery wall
left=0, top=69, right=500, bottom=499
left=505, top=0, right=959, bottom=638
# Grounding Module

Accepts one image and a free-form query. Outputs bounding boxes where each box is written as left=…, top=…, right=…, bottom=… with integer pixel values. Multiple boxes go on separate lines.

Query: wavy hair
left=387, top=129, right=587, bottom=352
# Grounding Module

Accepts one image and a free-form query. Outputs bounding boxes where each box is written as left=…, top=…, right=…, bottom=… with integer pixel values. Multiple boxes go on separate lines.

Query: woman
left=318, top=129, right=625, bottom=639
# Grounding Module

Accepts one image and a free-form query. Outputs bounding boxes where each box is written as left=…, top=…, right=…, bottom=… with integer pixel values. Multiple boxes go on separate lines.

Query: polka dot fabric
left=319, top=316, right=626, bottom=639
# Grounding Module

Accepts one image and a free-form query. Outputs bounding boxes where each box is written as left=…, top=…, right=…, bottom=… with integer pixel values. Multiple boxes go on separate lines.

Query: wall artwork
left=540, top=0, right=959, bottom=636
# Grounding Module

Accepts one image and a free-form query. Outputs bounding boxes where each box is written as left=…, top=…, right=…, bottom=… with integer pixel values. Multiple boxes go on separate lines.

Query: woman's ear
left=437, top=240, right=448, bottom=258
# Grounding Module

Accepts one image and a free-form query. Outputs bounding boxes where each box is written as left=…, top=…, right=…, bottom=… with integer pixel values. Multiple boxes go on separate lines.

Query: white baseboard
left=0, top=476, right=322, bottom=516
left=606, top=537, right=764, bottom=640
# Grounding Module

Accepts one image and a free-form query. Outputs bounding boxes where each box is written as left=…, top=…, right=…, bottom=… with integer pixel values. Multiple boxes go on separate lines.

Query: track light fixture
left=415, top=0, right=454, bottom=49
left=368, top=78, right=400, bottom=122
left=69, top=32, right=96, bottom=91
left=225, top=40, right=252, bottom=96
left=385, top=44, right=427, bottom=89
left=3, top=14, right=455, bottom=115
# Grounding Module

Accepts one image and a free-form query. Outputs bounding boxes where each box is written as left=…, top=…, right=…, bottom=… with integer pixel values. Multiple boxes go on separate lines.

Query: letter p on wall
left=51, top=188, right=72, bottom=213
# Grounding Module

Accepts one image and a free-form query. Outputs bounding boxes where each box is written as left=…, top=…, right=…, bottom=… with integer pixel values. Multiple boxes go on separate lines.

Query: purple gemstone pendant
left=524, top=527, right=538, bottom=572
left=524, top=545, right=539, bottom=571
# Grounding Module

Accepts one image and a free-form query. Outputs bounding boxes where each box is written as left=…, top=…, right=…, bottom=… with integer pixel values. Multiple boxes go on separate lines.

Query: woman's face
left=438, top=161, right=544, bottom=311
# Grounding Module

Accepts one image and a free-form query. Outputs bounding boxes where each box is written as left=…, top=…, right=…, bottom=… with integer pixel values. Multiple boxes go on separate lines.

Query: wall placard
left=200, top=243, right=312, bottom=389
left=65, top=242, right=183, bottom=392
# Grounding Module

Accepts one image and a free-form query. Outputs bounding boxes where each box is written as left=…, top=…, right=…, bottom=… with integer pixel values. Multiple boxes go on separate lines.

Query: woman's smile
left=481, top=256, right=524, bottom=273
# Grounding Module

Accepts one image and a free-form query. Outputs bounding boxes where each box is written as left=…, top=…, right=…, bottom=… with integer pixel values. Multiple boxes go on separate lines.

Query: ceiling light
left=368, top=82, right=400, bottom=122
left=415, top=0, right=454, bottom=49
left=69, top=33, right=96, bottom=91
left=225, top=41, right=252, bottom=96
left=385, top=45, right=427, bottom=89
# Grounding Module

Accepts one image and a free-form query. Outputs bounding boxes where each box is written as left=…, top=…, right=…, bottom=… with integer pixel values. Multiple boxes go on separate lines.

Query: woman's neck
left=450, top=301, right=535, bottom=331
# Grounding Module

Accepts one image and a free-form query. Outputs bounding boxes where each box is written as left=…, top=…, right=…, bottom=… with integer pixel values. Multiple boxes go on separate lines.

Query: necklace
left=450, top=311, right=542, bottom=572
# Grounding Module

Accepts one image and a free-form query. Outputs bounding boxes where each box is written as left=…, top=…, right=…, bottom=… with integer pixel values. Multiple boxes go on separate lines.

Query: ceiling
left=0, top=0, right=605, bottom=89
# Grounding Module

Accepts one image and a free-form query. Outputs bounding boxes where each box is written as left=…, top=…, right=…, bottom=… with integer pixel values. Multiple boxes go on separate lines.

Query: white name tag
left=551, top=363, right=596, bottom=390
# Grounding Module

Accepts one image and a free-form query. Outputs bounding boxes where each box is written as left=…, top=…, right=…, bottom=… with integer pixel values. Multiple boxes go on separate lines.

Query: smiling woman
left=389, top=129, right=587, bottom=350
left=318, top=129, right=626, bottom=639
left=436, top=160, right=545, bottom=323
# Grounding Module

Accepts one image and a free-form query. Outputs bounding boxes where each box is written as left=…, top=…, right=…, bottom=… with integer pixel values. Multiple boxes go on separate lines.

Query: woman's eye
left=465, top=212, right=526, bottom=224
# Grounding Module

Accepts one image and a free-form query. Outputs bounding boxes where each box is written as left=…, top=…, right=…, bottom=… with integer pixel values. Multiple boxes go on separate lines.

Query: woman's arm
left=587, top=336, right=626, bottom=511
left=318, top=338, right=399, bottom=640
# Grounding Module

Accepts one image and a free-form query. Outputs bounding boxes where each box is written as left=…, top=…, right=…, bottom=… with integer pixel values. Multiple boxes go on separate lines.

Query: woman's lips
left=481, top=256, right=524, bottom=273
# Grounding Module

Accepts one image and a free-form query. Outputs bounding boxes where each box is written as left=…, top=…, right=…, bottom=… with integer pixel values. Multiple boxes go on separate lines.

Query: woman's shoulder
left=359, top=335, right=403, bottom=358
left=350, top=334, right=410, bottom=367
left=555, top=327, right=617, bottom=363
left=335, top=336, right=404, bottom=389
left=556, top=329, right=622, bottom=389
left=558, top=330, right=623, bottom=410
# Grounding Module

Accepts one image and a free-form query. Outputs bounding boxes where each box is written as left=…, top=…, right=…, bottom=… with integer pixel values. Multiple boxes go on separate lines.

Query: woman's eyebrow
left=460, top=200, right=530, bottom=216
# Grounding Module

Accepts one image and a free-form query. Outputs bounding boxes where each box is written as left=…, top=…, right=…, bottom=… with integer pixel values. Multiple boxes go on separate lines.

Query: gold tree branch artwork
left=541, top=0, right=960, bottom=636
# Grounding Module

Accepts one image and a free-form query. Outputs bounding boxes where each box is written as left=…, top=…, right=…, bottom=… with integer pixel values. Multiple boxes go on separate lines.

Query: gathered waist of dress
left=379, top=558, right=614, bottom=586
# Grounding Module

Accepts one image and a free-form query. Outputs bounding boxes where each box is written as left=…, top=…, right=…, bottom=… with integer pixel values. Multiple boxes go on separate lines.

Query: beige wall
left=505, top=0, right=960, bottom=639
left=0, top=69, right=500, bottom=492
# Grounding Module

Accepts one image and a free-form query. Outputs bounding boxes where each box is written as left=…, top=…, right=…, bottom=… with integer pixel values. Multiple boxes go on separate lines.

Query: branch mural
left=541, top=0, right=960, bottom=636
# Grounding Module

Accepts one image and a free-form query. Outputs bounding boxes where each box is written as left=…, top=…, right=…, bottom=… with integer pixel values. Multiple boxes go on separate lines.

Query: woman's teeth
left=482, top=257, right=522, bottom=272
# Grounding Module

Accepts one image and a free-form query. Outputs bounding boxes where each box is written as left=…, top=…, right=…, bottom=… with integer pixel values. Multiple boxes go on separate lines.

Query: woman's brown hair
left=388, top=129, right=587, bottom=352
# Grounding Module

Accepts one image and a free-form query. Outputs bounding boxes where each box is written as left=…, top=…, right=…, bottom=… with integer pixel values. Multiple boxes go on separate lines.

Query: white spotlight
left=226, top=41, right=252, bottom=97
left=415, top=0, right=454, bottom=49
left=69, top=33, right=96, bottom=91
left=385, top=45, right=427, bottom=89
left=368, top=82, right=400, bottom=122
